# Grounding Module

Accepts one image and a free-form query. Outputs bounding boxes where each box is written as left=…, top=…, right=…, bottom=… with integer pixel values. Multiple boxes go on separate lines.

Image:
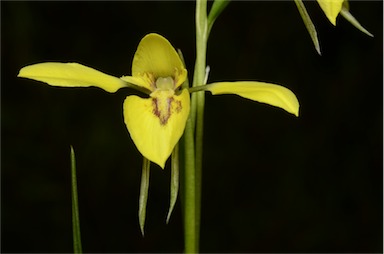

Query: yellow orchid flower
left=18, top=33, right=299, bottom=169
left=18, top=34, right=189, bottom=169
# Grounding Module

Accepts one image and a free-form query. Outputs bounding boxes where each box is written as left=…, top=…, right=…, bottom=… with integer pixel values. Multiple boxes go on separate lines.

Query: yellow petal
left=123, top=89, right=190, bottom=168
left=18, top=62, right=127, bottom=93
left=132, top=33, right=187, bottom=89
left=207, top=82, right=299, bottom=116
left=317, top=0, right=344, bottom=26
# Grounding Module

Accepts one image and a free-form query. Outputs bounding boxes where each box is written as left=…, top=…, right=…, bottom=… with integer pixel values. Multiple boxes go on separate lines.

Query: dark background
left=2, top=1, right=382, bottom=253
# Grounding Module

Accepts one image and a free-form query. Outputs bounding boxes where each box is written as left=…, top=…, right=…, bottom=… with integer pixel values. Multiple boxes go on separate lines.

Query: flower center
left=155, top=76, right=174, bottom=90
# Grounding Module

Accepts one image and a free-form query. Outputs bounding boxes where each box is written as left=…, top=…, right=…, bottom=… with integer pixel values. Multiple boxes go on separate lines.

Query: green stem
left=194, top=0, right=208, bottom=246
left=178, top=49, right=197, bottom=253
left=193, top=0, right=208, bottom=93
left=71, top=146, right=82, bottom=254
left=184, top=112, right=197, bottom=253
left=184, top=0, right=208, bottom=252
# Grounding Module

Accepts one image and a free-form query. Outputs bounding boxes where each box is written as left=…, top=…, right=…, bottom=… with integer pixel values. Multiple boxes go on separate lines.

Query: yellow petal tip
left=17, top=62, right=127, bottom=93
left=317, top=0, right=343, bottom=26
left=207, top=82, right=300, bottom=117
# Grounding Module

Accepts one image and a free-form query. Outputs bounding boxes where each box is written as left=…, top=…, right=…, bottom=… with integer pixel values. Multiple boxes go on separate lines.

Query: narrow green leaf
left=167, top=143, right=180, bottom=224
left=70, top=146, right=82, bottom=254
left=177, top=49, right=190, bottom=91
left=178, top=48, right=197, bottom=130
left=138, top=157, right=151, bottom=236
left=177, top=48, right=189, bottom=223
left=340, top=4, right=373, bottom=37
left=294, top=0, right=321, bottom=55
left=207, top=0, right=231, bottom=35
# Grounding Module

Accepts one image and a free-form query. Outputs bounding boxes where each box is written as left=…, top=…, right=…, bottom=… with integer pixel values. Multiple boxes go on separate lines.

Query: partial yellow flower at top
left=18, top=33, right=299, bottom=169
left=294, top=0, right=373, bottom=54
left=317, top=0, right=344, bottom=26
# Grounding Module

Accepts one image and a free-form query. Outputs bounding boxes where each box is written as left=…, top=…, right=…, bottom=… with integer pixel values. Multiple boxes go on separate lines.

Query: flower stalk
left=184, top=0, right=208, bottom=252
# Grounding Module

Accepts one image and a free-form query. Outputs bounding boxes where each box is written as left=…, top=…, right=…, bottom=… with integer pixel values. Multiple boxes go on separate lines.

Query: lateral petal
left=132, top=33, right=187, bottom=89
left=317, top=0, right=344, bottom=26
left=207, top=81, right=299, bottom=116
left=123, top=89, right=190, bottom=168
left=18, top=62, right=127, bottom=93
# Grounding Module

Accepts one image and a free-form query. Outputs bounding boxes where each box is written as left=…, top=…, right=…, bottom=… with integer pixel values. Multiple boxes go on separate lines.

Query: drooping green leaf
left=294, top=0, right=321, bottom=55
left=138, top=157, right=151, bottom=236
left=340, top=1, right=373, bottom=37
left=167, top=143, right=180, bottom=224
left=71, top=146, right=82, bottom=254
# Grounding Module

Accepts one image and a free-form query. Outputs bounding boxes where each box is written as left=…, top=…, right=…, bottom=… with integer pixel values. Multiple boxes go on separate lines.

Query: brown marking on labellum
left=175, top=100, right=182, bottom=113
left=152, top=96, right=184, bottom=126
left=152, top=97, right=173, bottom=125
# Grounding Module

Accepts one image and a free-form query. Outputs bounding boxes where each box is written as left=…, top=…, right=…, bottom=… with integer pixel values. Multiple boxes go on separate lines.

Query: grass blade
left=70, top=146, right=82, bottom=254
left=167, top=143, right=180, bottom=224
left=138, top=157, right=151, bottom=236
